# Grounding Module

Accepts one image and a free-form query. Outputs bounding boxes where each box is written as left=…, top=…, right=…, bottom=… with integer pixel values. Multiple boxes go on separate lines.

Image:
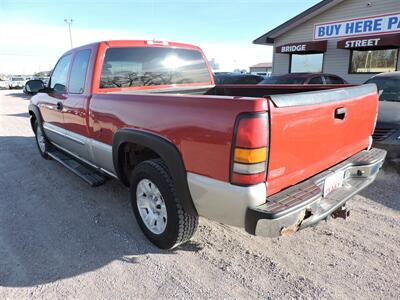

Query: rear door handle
left=334, top=107, right=346, bottom=120
left=56, top=102, right=63, bottom=111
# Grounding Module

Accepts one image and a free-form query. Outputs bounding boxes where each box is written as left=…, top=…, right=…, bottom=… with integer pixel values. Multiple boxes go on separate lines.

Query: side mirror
left=24, top=80, right=45, bottom=95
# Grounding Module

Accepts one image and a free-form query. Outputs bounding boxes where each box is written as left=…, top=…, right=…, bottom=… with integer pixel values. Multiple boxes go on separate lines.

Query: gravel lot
left=0, top=89, right=399, bottom=299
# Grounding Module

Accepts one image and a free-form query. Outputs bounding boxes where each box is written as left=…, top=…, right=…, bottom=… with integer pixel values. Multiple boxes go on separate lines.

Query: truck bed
left=110, top=83, right=354, bottom=97
left=94, top=84, right=377, bottom=196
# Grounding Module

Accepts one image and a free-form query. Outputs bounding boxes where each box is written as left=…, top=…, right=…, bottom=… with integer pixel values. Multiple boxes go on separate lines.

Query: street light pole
left=64, top=19, right=74, bottom=48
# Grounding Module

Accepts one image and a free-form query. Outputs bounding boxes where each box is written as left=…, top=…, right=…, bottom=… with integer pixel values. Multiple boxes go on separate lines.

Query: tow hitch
left=331, top=206, right=350, bottom=220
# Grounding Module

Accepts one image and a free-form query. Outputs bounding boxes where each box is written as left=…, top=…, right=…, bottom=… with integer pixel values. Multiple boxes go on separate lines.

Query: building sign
left=280, top=44, right=306, bottom=52
left=314, top=12, right=400, bottom=40
left=337, top=33, right=400, bottom=49
left=276, top=40, right=327, bottom=54
left=343, top=38, right=381, bottom=48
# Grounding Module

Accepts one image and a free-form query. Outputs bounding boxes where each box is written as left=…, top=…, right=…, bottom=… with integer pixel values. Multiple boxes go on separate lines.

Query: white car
left=8, top=77, right=25, bottom=89
left=0, top=79, right=8, bottom=89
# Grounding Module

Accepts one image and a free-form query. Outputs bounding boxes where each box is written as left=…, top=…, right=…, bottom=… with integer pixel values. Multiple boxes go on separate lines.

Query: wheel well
left=29, top=111, right=36, bottom=131
left=119, top=142, right=161, bottom=186
left=113, top=129, right=198, bottom=216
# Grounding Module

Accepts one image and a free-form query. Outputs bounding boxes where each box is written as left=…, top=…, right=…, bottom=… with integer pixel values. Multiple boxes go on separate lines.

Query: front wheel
left=130, top=159, right=198, bottom=249
left=33, top=120, right=51, bottom=159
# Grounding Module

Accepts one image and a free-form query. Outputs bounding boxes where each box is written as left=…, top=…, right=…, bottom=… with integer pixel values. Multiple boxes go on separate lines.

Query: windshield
left=100, top=47, right=212, bottom=89
left=12, top=77, right=24, bottom=81
left=365, top=77, right=400, bottom=102
left=259, top=75, right=306, bottom=84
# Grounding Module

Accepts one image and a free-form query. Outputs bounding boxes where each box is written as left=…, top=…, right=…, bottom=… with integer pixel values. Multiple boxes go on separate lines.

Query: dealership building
left=254, top=0, right=400, bottom=83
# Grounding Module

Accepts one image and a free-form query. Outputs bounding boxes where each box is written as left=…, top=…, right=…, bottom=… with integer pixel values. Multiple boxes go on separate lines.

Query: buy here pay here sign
left=314, top=13, right=400, bottom=40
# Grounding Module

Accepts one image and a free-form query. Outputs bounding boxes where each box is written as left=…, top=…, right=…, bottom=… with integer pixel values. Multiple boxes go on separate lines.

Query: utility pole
left=64, top=19, right=74, bottom=48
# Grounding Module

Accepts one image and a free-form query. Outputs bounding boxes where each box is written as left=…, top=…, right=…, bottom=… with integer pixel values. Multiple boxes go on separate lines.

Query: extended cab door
left=59, top=48, right=92, bottom=160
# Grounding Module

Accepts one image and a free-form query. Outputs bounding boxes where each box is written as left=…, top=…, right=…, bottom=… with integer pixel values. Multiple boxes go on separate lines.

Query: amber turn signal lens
left=234, top=147, right=267, bottom=164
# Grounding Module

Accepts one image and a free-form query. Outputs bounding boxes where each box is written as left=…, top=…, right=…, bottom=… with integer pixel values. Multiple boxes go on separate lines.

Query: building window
left=350, top=49, right=398, bottom=74
left=290, top=53, right=323, bottom=73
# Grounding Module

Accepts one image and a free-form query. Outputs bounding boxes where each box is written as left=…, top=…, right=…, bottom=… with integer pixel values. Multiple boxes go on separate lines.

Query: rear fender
left=112, top=128, right=198, bottom=216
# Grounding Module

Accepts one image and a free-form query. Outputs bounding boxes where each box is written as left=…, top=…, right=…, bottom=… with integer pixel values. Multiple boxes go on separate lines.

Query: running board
left=47, top=149, right=107, bottom=187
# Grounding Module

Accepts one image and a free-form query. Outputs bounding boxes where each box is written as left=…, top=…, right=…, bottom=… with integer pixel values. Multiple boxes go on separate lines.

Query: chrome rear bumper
left=245, top=148, right=387, bottom=237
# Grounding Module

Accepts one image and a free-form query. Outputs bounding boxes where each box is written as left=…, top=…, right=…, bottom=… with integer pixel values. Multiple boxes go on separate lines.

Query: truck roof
left=65, top=40, right=202, bottom=54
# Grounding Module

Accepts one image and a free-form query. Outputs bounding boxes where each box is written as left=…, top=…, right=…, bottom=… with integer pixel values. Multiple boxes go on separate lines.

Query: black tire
left=130, top=158, right=198, bottom=249
left=33, top=120, right=51, bottom=159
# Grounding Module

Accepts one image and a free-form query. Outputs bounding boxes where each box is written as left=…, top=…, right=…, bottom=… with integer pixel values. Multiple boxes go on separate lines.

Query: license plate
left=323, top=170, right=345, bottom=197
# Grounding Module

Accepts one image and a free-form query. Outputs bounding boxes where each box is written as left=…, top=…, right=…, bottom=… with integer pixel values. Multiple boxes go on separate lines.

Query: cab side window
left=50, top=54, right=72, bottom=92
left=69, top=49, right=91, bottom=94
left=308, top=76, right=323, bottom=84
left=325, top=75, right=344, bottom=84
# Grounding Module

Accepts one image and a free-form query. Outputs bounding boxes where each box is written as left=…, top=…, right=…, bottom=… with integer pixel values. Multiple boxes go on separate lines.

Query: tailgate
left=266, top=84, right=378, bottom=196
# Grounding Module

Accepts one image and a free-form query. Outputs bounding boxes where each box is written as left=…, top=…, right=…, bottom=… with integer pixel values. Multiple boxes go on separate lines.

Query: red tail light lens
left=231, top=113, right=269, bottom=186
left=235, top=117, right=268, bottom=148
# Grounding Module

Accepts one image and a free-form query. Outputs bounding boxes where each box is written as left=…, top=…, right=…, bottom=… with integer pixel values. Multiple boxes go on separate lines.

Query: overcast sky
left=0, top=0, right=319, bottom=74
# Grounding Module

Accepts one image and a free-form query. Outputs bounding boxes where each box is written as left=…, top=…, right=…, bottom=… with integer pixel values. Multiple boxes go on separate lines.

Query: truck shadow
left=4, top=112, right=30, bottom=118
left=5, top=92, right=31, bottom=100
left=0, top=136, right=202, bottom=288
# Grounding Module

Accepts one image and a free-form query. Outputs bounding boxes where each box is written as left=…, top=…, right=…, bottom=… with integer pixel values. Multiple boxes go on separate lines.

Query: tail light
left=230, top=113, right=269, bottom=186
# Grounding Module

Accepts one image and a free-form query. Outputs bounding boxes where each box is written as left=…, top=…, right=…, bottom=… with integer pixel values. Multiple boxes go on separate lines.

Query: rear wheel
left=130, top=159, right=198, bottom=249
left=33, top=120, right=51, bottom=159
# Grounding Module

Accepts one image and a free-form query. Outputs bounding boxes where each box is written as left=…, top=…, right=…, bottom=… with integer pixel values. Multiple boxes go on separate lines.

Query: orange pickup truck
left=26, top=40, right=386, bottom=249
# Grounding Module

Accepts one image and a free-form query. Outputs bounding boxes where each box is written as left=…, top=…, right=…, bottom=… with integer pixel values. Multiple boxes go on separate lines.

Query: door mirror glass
left=24, top=80, right=45, bottom=94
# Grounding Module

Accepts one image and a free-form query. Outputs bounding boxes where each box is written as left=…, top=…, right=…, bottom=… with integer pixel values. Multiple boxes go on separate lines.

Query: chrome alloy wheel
left=136, top=179, right=167, bottom=234
left=36, top=126, right=46, bottom=153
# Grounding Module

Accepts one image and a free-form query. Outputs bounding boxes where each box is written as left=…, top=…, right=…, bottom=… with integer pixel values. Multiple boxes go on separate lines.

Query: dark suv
left=365, top=72, right=400, bottom=159
left=259, top=73, right=347, bottom=85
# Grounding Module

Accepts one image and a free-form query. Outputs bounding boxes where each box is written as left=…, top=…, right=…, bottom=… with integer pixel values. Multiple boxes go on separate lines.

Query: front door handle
left=334, top=107, right=346, bottom=120
left=56, top=102, right=63, bottom=111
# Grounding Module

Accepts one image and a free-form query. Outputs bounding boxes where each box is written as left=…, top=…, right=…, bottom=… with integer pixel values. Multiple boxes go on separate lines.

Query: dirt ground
left=0, top=89, right=399, bottom=299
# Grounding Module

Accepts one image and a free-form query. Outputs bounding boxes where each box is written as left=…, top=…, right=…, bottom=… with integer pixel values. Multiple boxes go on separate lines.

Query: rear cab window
left=99, top=47, right=212, bottom=90
left=366, top=77, right=400, bottom=102
left=69, top=49, right=91, bottom=94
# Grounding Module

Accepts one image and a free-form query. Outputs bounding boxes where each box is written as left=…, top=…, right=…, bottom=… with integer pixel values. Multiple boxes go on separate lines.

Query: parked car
left=26, top=40, right=385, bottom=249
left=365, top=72, right=400, bottom=158
left=0, top=79, right=8, bottom=89
left=259, top=73, right=348, bottom=85
left=38, top=77, right=50, bottom=86
left=251, top=72, right=271, bottom=78
left=8, top=76, right=25, bottom=89
left=214, top=73, right=264, bottom=84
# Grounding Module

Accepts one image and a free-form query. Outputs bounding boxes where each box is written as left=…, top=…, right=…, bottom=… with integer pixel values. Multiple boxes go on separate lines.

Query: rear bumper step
left=47, top=148, right=107, bottom=187
left=245, top=148, right=386, bottom=237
